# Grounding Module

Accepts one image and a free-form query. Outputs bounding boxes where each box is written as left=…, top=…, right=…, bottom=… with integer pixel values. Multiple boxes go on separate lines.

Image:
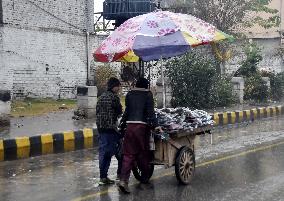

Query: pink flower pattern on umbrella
left=207, top=27, right=216, bottom=34
left=172, top=17, right=182, bottom=24
left=156, top=12, right=168, bottom=19
left=147, top=20, right=159, bottom=28
left=122, top=36, right=135, bottom=48
left=112, top=38, right=122, bottom=46
left=99, top=43, right=107, bottom=52
left=187, top=25, right=197, bottom=32
left=158, top=28, right=175, bottom=36
left=94, top=11, right=232, bottom=62
left=117, top=20, right=133, bottom=32
left=117, top=20, right=139, bottom=32
left=129, top=22, right=140, bottom=30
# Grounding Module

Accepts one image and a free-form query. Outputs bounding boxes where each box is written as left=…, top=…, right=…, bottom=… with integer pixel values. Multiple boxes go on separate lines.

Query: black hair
left=107, top=77, right=121, bottom=91
left=135, top=77, right=149, bottom=89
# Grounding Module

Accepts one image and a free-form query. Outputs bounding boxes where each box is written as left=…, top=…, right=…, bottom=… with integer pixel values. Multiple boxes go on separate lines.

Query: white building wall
left=0, top=0, right=99, bottom=99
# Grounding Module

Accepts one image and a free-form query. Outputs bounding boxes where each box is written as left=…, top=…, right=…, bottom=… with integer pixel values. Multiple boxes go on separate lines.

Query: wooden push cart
left=132, top=125, right=212, bottom=185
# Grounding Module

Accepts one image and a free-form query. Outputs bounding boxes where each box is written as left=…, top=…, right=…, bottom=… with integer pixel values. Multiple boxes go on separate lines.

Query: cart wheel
left=175, top=146, right=195, bottom=185
left=132, top=163, right=154, bottom=182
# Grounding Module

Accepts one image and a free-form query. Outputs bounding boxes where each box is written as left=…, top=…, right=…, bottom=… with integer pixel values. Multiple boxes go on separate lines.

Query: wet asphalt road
left=0, top=116, right=284, bottom=201
left=93, top=141, right=284, bottom=201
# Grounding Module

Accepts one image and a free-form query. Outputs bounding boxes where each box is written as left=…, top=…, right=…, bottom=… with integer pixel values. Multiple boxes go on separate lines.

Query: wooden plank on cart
left=163, top=142, right=169, bottom=167
left=167, top=141, right=177, bottom=167
left=154, top=140, right=164, bottom=162
left=167, top=138, right=182, bottom=149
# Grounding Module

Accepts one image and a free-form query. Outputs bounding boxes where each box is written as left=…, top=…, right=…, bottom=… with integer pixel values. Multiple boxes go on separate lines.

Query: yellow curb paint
left=266, top=107, right=271, bottom=117
left=251, top=109, right=257, bottom=119
left=259, top=108, right=264, bottom=118
left=213, top=113, right=219, bottom=126
left=0, top=140, right=4, bottom=161
left=238, top=111, right=243, bottom=122
left=223, top=112, right=228, bottom=125
left=71, top=140, right=284, bottom=201
left=15, top=137, right=30, bottom=159
left=230, top=112, right=236, bottom=124
left=277, top=106, right=282, bottom=115
left=41, top=134, right=53, bottom=154
left=63, top=131, right=75, bottom=152
left=83, top=128, right=93, bottom=149
left=272, top=107, right=276, bottom=116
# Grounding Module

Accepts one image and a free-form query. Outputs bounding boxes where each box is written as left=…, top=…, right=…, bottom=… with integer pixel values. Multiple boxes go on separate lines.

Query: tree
left=168, top=0, right=280, bottom=34
left=167, top=0, right=279, bottom=76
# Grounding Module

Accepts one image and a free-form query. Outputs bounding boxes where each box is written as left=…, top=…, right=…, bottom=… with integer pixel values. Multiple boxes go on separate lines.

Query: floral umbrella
left=93, top=10, right=233, bottom=62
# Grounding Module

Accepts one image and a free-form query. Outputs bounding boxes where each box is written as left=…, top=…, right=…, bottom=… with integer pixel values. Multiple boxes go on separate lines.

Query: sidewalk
left=0, top=110, right=96, bottom=139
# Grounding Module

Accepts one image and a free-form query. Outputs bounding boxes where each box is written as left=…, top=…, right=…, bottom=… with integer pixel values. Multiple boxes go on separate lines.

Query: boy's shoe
left=115, top=175, right=120, bottom=181
left=140, top=179, right=150, bottom=184
left=99, top=177, right=115, bottom=185
left=117, top=181, right=130, bottom=194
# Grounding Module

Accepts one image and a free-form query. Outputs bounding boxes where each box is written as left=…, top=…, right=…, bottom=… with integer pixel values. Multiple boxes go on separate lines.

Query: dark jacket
left=121, top=88, right=158, bottom=128
left=96, top=90, right=122, bottom=132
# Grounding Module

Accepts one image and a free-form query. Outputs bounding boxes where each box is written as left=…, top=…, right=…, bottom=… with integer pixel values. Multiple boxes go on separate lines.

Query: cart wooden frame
left=132, top=125, right=212, bottom=185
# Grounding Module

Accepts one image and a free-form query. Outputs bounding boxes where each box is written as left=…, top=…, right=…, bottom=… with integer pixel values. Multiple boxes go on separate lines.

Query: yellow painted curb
left=0, top=140, right=4, bottom=161
left=213, top=113, right=219, bottom=126
left=41, top=134, right=54, bottom=154
left=83, top=128, right=94, bottom=149
left=63, top=131, right=75, bottom=152
left=15, top=137, right=30, bottom=159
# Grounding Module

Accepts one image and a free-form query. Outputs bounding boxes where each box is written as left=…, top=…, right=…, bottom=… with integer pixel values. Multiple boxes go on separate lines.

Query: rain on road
left=0, top=116, right=284, bottom=201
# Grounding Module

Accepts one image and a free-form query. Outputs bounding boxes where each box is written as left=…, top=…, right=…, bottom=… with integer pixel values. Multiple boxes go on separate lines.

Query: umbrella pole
left=148, top=62, right=151, bottom=88
left=161, top=57, right=166, bottom=108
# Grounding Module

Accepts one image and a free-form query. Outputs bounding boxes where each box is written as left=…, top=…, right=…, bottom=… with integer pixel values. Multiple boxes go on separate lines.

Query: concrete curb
left=211, top=105, right=283, bottom=126
left=0, top=128, right=97, bottom=161
left=0, top=105, right=283, bottom=161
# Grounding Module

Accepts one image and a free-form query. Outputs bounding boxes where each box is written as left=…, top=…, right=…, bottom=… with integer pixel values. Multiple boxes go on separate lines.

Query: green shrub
left=270, top=72, right=284, bottom=101
left=235, top=42, right=271, bottom=103
left=234, top=42, right=262, bottom=77
left=244, top=74, right=269, bottom=102
left=166, top=52, right=234, bottom=109
left=211, top=77, right=236, bottom=107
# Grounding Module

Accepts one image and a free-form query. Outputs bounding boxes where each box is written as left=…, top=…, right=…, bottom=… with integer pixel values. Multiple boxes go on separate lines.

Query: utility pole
left=280, top=0, right=284, bottom=72
left=280, top=0, right=284, bottom=45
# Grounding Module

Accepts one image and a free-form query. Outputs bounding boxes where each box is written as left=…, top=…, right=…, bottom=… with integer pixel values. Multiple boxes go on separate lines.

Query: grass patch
left=11, top=98, right=77, bottom=117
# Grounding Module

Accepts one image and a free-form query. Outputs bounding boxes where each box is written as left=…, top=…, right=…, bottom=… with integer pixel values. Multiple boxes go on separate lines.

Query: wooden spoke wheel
left=175, top=146, right=195, bottom=185
left=132, top=163, right=154, bottom=182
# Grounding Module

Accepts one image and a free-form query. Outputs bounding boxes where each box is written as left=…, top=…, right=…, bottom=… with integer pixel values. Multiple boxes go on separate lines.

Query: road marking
left=71, top=140, right=284, bottom=201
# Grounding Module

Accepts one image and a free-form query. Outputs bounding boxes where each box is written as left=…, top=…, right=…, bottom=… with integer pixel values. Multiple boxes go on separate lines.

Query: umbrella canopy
left=94, top=10, right=233, bottom=62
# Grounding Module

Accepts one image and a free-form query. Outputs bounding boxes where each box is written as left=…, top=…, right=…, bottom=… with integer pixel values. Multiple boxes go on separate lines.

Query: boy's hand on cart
left=154, top=126, right=163, bottom=133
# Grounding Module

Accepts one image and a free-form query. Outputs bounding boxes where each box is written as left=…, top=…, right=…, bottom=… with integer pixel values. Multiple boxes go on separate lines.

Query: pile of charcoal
left=156, top=107, right=214, bottom=131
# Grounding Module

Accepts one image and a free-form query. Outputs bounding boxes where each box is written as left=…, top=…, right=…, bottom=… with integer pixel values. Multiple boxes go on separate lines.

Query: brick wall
left=2, top=0, right=94, bottom=33
left=0, top=0, right=100, bottom=99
